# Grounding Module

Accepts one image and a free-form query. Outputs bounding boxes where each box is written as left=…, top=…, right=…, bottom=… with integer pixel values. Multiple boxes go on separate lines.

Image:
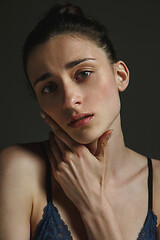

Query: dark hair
left=22, top=2, right=117, bottom=97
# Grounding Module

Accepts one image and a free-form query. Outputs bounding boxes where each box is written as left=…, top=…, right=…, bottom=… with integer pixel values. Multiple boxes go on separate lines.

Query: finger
left=49, top=132, right=62, bottom=165
left=53, top=134, right=74, bottom=163
left=45, top=141, right=66, bottom=182
left=95, top=129, right=113, bottom=161
left=40, top=111, right=79, bottom=151
left=53, top=134, right=70, bottom=152
left=44, top=141, right=57, bottom=175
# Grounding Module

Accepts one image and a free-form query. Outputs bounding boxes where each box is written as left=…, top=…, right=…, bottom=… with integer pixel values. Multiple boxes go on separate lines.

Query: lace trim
left=137, top=209, right=157, bottom=240
left=33, top=201, right=73, bottom=240
left=33, top=201, right=157, bottom=240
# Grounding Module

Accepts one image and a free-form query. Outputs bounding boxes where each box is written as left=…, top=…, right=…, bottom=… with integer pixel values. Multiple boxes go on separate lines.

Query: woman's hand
left=41, top=111, right=113, bottom=212
left=41, top=112, right=124, bottom=240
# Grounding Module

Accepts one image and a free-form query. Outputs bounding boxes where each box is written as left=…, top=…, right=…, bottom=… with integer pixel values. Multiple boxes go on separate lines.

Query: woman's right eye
left=42, top=84, right=57, bottom=94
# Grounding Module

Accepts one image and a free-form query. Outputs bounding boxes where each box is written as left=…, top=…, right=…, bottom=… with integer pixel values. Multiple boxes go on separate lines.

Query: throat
left=85, top=140, right=98, bottom=155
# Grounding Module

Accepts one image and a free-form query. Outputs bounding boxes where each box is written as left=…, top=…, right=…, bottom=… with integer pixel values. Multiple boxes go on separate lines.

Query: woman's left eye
left=75, top=71, right=93, bottom=81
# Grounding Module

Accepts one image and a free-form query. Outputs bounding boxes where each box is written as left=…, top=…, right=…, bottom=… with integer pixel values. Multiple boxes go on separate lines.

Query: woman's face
left=27, top=34, right=126, bottom=144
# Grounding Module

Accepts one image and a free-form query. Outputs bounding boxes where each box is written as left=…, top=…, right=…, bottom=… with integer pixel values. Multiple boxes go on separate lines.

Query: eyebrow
left=64, top=57, right=96, bottom=69
left=33, top=57, right=96, bottom=87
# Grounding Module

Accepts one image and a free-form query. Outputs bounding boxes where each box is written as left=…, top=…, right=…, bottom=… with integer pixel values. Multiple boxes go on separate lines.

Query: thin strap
left=40, top=142, right=53, bottom=203
left=147, top=157, right=153, bottom=211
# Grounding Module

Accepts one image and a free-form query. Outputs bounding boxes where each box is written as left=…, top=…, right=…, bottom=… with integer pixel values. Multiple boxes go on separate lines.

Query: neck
left=85, top=114, right=130, bottom=185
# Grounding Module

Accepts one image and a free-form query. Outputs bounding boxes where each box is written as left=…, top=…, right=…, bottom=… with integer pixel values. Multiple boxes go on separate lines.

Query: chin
left=67, top=128, right=105, bottom=145
left=72, top=137, right=97, bottom=145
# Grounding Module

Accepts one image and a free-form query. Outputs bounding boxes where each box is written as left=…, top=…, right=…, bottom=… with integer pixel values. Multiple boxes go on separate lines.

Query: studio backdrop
left=0, top=0, right=160, bottom=159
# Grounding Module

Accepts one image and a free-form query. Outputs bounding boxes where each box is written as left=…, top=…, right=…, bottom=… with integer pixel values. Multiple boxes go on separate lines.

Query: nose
left=62, top=83, right=82, bottom=110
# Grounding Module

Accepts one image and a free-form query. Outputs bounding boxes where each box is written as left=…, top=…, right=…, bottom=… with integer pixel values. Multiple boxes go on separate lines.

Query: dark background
left=0, top=0, right=160, bottom=159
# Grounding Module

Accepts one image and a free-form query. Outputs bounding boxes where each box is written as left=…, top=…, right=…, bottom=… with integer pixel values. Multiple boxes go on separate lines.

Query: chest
left=31, top=192, right=88, bottom=240
left=105, top=174, right=159, bottom=240
left=108, top=190, right=149, bottom=240
left=31, top=166, right=160, bottom=240
left=31, top=191, right=148, bottom=240
left=57, top=200, right=148, bottom=240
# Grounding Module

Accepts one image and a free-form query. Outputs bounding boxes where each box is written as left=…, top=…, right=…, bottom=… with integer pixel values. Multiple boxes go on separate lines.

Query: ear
left=113, top=61, right=129, bottom=92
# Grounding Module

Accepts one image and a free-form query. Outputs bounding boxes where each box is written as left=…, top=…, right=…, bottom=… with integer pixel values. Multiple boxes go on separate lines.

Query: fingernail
left=108, top=129, right=114, bottom=138
left=40, top=111, right=46, bottom=119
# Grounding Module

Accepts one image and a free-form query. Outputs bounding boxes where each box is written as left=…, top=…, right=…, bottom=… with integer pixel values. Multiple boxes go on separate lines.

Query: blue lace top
left=33, top=144, right=158, bottom=239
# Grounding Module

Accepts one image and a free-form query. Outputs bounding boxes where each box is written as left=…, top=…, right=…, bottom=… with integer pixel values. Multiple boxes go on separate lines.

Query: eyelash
left=75, top=70, right=93, bottom=81
left=41, top=70, right=93, bottom=94
left=41, top=83, right=57, bottom=94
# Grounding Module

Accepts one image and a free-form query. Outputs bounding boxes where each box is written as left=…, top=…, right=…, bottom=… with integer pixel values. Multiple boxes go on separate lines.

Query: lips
left=68, top=113, right=94, bottom=128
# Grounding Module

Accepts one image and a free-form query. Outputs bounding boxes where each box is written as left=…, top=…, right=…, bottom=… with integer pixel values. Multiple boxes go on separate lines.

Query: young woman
left=0, top=3, right=160, bottom=240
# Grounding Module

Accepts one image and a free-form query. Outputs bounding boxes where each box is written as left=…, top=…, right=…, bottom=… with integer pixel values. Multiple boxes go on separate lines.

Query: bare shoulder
left=0, top=141, right=48, bottom=183
left=150, top=158, right=160, bottom=227
left=0, top=141, right=48, bottom=239
left=152, top=157, right=160, bottom=164
left=0, top=141, right=48, bottom=199
left=0, top=141, right=46, bottom=169
left=151, top=157, right=160, bottom=187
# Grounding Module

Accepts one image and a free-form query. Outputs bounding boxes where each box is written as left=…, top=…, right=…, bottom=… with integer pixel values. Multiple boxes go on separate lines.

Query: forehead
left=27, top=34, right=108, bottom=78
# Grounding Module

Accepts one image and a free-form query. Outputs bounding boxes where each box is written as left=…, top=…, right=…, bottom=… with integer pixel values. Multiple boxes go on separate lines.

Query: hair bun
left=46, top=3, right=84, bottom=19
left=59, top=3, right=84, bottom=16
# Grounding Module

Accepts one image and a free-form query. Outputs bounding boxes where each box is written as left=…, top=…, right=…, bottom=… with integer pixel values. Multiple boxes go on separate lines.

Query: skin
left=0, top=33, right=160, bottom=239
left=27, top=34, right=133, bottom=184
left=27, top=34, right=128, bottom=153
left=27, top=34, right=160, bottom=239
left=27, top=34, right=130, bottom=239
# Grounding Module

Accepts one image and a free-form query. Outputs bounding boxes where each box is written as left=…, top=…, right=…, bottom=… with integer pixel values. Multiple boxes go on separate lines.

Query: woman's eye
left=76, top=71, right=92, bottom=81
left=42, top=84, right=57, bottom=94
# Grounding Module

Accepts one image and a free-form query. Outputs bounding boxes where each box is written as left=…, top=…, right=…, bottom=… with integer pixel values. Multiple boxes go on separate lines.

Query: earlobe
left=114, top=61, right=129, bottom=92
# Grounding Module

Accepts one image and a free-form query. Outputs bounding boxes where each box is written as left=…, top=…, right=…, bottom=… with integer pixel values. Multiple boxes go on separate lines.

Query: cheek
left=103, top=80, right=120, bottom=113
left=87, top=75, right=119, bottom=108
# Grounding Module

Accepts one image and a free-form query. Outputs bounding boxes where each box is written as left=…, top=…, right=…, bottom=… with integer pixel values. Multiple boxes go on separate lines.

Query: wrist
left=81, top=197, right=111, bottom=223
left=80, top=198, right=123, bottom=240
left=79, top=194, right=109, bottom=216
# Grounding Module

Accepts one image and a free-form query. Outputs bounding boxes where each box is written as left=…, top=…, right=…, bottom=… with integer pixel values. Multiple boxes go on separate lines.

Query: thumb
left=95, top=129, right=113, bottom=161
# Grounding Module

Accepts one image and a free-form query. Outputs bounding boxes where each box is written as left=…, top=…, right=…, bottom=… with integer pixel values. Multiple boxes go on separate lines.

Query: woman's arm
left=42, top=112, right=123, bottom=240
left=0, top=145, right=34, bottom=240
left=81, top=199, right=123, bottom=240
